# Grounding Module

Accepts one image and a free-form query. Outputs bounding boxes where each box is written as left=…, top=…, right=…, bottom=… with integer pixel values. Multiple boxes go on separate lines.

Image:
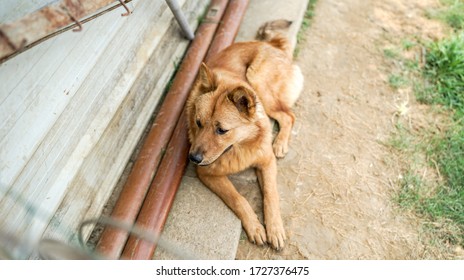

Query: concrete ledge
left=154, top=165, right=241, bottom=260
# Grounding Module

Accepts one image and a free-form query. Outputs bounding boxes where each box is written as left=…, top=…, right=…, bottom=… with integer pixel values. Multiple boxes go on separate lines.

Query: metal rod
left=66, top=12, right=83, bottom=32
left=121, top=110, right=190, bottom=259
left=118, top=0, right=132, bottom=16
left=205, top=0, right=250, bottom=62
left=165, top=0, right=195, bottom=40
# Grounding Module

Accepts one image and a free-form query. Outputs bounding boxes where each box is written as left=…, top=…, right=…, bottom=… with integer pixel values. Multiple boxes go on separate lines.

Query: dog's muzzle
left=188, top=145, right=233, bottom=166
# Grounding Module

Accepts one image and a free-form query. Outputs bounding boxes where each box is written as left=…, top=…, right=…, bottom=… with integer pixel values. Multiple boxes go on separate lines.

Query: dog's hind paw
left=272, top=141, right=289, bottom=158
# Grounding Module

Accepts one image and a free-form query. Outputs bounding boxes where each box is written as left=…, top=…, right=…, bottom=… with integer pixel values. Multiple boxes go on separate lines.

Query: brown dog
left=186, top=21, right=303, bottom=250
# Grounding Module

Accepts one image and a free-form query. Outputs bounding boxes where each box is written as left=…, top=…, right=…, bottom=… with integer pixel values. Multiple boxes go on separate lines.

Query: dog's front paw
left=272, top=140, right=288, bottom=158
left=244, top=221, right=267, bottom=246
left=266, top=222, right=286, bottom=251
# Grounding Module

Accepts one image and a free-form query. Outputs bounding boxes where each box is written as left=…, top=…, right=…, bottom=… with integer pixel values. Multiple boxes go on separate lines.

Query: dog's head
left=187, top=63, right=264, bottom=166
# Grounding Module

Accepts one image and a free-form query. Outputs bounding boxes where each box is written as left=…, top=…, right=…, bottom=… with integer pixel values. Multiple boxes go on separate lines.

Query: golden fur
left=186, top=21, right=303, bottom=250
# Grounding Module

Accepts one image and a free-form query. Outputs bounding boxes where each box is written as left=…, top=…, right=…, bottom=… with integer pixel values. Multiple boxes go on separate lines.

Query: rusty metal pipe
left=120, top=111, right=189, bottom=259
left=95, top=0, right=229, bottom=260
left=120, top=0, right=250, bottom=260
left=205, top=0, right=250, bottom=62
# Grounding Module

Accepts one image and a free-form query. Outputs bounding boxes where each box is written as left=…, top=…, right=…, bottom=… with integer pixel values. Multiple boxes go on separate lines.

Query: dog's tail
left=267, top=36, right=292, bottom=58
left=256, top=19, right=293, bottom=58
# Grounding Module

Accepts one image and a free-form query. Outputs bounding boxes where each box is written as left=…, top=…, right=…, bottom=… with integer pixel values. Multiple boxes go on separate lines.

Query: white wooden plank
left=47, top=44, right=187, bottom=246
left=0, top=0, right=160, bottom=235
left=0, top=2, right=138, bottom=188
left=0, top=36, right=70, bottom=137
left=0, top=36, right=50, bottom=103
left=44, top=0, right=207, bottom=245
left=2, top=0, right=148, bottom=230
left=0, top=0, right=200, bottom=259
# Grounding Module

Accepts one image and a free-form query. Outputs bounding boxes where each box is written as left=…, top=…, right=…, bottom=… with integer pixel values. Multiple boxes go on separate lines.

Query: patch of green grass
left=420, top=35, right=464, bottom=209
left=388, top=73, right=409, bottom=89
left=383, top=45, right=420, bottom=88
left=384, top=48, right=400, bottom=59
left=427, top=0, right=464, bottom=31
left=302, top=0, right=318, bottom=29
left=295, top=0, right=318, bottom=57
left=423, top=34, right=464, bottom=116
left=391, top=122, right=464, bottom=247
left=401, top=39, right=417, bottom=51
left=405, top=59, right=420, bottom=71
left=397, top=169, right=463, bottom=245
left=429, top=125, right=464, bottom=190
left=440, top=0, right=464, bottom=30
left=388, top=122, right=419, bottom=152
left=387, top=4, right=464, bottom=250
left=396, top=171, right=425, bottom=208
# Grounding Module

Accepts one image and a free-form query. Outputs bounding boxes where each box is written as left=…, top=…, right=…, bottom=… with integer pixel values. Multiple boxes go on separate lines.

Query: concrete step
left=153, top=0, right=309, bottom=260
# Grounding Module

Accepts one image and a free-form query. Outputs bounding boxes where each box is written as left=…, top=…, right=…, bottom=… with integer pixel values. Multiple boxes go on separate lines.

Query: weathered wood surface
left=0, top=0, right=207, bottom=259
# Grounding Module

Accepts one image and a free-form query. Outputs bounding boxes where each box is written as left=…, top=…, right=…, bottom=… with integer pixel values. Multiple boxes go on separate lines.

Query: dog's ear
left=198, top=62, right=216, bottom=93
left=227, top=87, right=256, bottom=116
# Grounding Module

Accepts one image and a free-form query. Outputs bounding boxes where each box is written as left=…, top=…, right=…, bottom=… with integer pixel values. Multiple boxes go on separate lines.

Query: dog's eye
left=216, top=127, right=229, bottom=135
left=196, top=119, right=202, bottom=128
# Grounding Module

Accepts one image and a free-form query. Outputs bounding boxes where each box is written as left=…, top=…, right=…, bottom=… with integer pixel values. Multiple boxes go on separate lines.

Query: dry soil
left=235, top=0, right=455, bottom=260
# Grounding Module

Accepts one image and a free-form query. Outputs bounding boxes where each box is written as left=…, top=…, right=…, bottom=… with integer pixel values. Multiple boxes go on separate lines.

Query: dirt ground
left=235, top=0, right=457, bottom=259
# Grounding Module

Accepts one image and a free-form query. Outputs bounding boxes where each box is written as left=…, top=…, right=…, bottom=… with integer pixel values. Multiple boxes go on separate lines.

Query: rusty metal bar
left=120, top=111, right=190, bottom=259
left=0, top=0, right=132, bottom=62
left=120, top=0, right=250, bottom=260
left=205, top=0, right=250, bottom=62
left=95, top=0, right=230, bottom=260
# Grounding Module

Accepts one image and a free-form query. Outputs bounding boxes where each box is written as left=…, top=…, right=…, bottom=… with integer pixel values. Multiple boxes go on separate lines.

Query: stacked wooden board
left=0, top=0, right=209, bottom=259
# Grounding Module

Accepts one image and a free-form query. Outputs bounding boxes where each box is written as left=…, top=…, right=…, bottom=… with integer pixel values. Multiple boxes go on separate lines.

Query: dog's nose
left=189, top=153, right=203, bottom=164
